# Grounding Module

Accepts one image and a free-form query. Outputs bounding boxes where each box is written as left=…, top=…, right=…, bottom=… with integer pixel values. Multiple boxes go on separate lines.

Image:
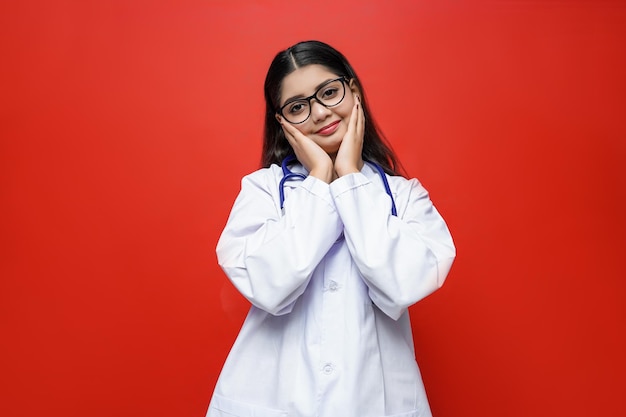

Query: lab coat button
left=322, top=363, right=334, bottom=374
left=328, top=281, right=339, bottom=292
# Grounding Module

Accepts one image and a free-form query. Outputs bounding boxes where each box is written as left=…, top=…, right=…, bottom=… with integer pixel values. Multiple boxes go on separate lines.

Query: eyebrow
left=281, top=78, right=337, bottom=107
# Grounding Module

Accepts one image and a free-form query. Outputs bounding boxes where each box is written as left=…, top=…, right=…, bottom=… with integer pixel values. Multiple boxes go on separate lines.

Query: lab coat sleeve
left=216, top=168, right=343, bottom=315
left=330, top=172, right=456, bottom=320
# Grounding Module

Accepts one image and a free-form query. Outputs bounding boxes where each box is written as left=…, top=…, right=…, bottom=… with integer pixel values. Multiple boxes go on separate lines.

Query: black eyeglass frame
left=278, top=76, right=350, bottom=125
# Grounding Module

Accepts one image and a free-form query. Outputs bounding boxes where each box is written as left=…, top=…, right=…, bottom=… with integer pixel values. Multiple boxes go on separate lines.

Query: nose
left=310, top=99, right=331, bottom=122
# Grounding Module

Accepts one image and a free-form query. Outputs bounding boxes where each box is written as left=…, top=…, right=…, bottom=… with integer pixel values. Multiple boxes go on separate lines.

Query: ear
left=275, top=113, right=282, bottom=124
left=349, top=79, right=362, bottom=97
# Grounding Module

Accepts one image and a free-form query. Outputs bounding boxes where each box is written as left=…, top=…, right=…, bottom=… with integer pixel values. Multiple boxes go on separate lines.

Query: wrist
left=335, top=160, right=363, bottom=177
left=309, top=165, right=334, bottom=184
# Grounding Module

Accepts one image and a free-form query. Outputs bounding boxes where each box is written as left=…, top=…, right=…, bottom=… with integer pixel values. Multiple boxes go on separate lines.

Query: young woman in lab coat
left=207, top=40, right=456, bottom=417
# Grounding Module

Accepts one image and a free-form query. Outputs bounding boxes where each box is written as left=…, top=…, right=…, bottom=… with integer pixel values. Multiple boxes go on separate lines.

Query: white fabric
left=207, top=162, right=456, bottom=417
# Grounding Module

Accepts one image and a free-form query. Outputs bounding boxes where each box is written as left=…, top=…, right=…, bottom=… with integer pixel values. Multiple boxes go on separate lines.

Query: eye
left=320, top=87, right=339, bottom=100
left=287, top=101, right=308, bottom=115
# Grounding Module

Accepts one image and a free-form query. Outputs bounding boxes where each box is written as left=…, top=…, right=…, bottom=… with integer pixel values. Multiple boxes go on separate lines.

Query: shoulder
left=388, top=174, right=425, bottom=192
left=389, top=175, right=431, bottom=206
left=364, top=162, right=425, bottom=195
left=240, top=164, right=282, bottom=187
left=234, top=165, right=288, bottom=204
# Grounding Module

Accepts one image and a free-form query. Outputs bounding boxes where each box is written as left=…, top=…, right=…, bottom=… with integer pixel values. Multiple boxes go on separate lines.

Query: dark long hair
left=262, top=40, right=403, bottom=176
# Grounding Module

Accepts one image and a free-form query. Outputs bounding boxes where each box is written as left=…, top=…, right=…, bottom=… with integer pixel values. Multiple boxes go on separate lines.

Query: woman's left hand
left=334, top=94, right=365, bottom=177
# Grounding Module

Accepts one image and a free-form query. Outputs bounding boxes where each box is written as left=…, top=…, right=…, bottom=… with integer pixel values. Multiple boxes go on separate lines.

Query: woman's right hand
left=279, top=116, right=334, bottom=183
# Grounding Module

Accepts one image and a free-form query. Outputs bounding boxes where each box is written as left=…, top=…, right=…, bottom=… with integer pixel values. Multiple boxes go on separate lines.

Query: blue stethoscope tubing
left=279, top=155, right=397, bottom=216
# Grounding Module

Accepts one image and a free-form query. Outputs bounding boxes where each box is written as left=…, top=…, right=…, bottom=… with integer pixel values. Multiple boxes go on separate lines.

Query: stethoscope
left=279, top=155, right=397, bottom=216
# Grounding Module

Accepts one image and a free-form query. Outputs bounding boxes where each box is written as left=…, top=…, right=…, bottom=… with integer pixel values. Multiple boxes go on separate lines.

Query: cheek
left=294, top=124, right=309, bottom=135
left=338, top=98, right=355, bottom=117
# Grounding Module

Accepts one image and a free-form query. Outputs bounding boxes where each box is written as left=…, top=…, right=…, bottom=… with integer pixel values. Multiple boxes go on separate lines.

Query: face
left=277, top=64, right=359, bottom=155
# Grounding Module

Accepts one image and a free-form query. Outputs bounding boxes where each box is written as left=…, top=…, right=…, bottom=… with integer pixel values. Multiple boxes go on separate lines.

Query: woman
left=207, top=40, right=455, bottom=417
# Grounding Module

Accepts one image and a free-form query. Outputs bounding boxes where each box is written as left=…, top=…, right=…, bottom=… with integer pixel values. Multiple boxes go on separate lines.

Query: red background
left=2, top=1, right=625, bottom=416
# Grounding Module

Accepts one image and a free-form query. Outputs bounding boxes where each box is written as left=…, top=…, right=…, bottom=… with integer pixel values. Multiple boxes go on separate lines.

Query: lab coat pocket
left=208, top=393, right=289, bottom=417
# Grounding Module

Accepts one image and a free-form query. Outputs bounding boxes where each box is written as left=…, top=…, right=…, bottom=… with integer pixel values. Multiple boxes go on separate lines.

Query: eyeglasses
left=278, top=77, right=348, bottom=124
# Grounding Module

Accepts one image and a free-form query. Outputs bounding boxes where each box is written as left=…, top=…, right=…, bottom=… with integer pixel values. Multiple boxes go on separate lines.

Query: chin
left=321, top=142, right=342, bottom=155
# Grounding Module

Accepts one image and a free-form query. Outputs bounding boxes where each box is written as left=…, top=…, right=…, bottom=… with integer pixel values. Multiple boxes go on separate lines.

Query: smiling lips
left=315, top=120, right=340, bottom=135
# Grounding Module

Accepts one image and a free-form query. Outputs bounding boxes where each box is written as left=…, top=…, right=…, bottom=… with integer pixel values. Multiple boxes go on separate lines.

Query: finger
left=278, top=116, right=293, bottom=137
left=279, top=117, right=304, bottom=148
left=346, top=96, right=359, bottom=138
left=356, top=95, right=365, bottom=139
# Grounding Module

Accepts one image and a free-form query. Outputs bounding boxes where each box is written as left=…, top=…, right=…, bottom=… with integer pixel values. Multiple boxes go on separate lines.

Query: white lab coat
left=207, top=161, right=455, bottom=417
